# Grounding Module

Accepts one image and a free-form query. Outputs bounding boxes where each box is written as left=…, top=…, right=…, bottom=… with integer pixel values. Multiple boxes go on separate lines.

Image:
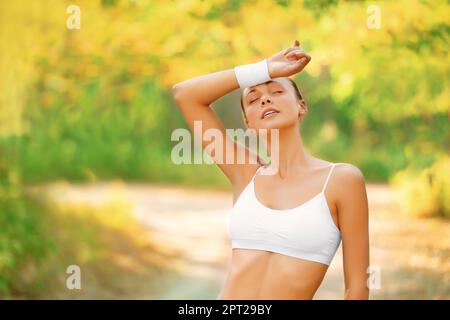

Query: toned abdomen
left=217, top=249, right=329, bottom=299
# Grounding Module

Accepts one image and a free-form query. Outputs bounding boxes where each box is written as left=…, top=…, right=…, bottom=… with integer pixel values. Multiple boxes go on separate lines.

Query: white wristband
left=234, top=59, right=271, bottom=88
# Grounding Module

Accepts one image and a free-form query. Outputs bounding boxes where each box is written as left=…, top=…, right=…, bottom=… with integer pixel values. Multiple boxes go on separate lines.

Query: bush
left=391, top=155, right=450, bottom=219
left=0, top=159, right=55, bottom=296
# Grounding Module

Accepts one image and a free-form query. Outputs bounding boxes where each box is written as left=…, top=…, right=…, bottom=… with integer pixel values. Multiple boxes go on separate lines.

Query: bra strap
left=321, top=163, right=336, bottom=194
left=252, top=165, right=266, bottom=181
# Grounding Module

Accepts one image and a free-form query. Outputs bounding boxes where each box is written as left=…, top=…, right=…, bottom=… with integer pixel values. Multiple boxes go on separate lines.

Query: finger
left=284, top=46, right=296, bottom=55
left=288, top=52, right=311, bottom=66
left=285, top=43, right=302, bottom=56
left=286, top=49, right=306, bottom=59
left=286, top=48, right=303, bottom=56
left=296, top=53, right=311, bottom=65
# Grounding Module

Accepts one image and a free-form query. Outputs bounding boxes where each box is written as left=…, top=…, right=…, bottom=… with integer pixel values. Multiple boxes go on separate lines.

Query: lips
left=261, top=107, right=280, bottom=119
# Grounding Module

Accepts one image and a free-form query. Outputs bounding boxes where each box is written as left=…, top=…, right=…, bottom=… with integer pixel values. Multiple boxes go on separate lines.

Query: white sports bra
left=228, top=163, right=341, bottom=265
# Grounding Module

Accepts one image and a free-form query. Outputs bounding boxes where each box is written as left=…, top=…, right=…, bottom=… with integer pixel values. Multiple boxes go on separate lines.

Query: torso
left=218, top=160, right=341, bottom=299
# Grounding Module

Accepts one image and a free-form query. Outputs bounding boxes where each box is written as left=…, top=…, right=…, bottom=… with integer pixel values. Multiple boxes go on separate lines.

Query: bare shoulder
left=333, top=163, right=366, bottom=183
left=331, top=163, right=367, bottom=205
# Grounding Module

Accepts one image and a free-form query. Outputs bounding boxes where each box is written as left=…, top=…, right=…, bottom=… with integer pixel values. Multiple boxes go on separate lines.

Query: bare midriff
left=217, top=249, right=329, bottom=299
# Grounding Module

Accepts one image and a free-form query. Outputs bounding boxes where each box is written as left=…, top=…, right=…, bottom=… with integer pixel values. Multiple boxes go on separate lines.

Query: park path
left=36, top=181, right=449, bottom=299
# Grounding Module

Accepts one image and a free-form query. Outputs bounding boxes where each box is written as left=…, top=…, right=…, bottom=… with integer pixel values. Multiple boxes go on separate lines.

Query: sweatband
left=234, top=59, right=271, bottom=89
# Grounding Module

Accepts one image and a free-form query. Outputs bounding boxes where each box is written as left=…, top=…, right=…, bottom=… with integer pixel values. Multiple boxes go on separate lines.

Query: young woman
left=172, top=40, right=370, bottom=300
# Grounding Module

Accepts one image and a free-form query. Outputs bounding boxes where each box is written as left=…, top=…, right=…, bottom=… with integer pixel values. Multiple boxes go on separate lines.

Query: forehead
left=243, top=78, right=289, bottom=96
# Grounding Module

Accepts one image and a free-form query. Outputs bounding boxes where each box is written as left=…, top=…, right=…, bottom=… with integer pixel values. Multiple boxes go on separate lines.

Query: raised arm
left=172, top=68, right=257, bottom=186
left=171, top=40, right=311, bottom=187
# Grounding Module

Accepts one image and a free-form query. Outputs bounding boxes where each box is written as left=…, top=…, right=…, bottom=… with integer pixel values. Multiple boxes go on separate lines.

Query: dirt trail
left=39, top=182, right=450, bottom=299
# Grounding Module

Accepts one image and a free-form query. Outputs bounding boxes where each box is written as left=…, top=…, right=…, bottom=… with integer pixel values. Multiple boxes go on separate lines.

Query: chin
left=257, top=118, right=296, bottom=130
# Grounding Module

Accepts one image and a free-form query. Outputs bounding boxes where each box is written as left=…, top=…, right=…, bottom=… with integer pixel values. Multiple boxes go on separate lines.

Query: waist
left=220, top=248, right=329, bottom=299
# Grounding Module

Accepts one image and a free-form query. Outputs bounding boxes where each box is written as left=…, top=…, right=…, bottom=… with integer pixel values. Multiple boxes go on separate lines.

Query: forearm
left=172, top=40, right=310, bottom=106
left=172, top=69, right=239, bottom=106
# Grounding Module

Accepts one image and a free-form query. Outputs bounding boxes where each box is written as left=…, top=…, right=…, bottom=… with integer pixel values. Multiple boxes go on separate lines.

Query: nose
left=261, top=97, right=272, bottom=105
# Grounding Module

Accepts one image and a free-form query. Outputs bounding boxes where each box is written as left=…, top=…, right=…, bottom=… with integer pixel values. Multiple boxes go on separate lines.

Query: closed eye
left=249, top=91, right=282, bottom=103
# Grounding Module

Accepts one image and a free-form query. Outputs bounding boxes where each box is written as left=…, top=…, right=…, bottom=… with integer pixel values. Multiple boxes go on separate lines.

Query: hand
left=267, top=40, right=311, bottom=78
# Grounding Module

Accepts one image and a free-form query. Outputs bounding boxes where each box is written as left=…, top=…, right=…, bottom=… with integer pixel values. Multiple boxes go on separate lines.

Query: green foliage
left=391, top=155, right=450, bottom=219
left=303, top=0, right=339, bottom=16
left=0, top=0, right=447, bottom=186
left=0, top=158, right=54, bottom=296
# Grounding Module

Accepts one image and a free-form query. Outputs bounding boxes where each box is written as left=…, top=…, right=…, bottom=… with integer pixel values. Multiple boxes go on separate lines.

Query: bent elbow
left=171, top=84, right=183, bottom=101
left=172, top=83, right=193, bottom=105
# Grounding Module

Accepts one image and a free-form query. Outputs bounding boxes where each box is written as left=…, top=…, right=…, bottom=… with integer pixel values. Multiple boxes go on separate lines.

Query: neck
left=265, top=125, right=312, bottom=178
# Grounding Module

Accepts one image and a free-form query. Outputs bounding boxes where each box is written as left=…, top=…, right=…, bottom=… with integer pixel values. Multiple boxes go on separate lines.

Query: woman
left=172, top=40, right=370, bottom=300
